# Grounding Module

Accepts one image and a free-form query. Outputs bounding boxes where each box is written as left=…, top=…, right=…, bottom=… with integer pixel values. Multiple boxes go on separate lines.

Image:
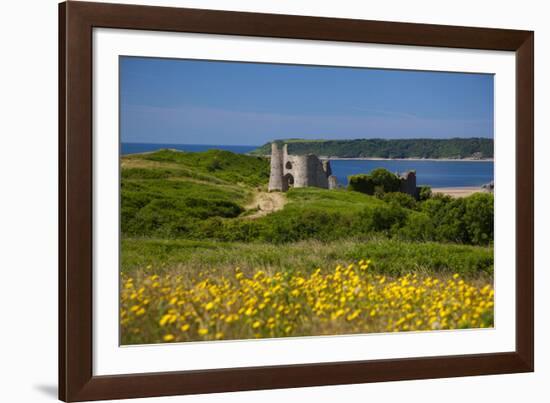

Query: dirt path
left=244, top=191, right=287, bottom=219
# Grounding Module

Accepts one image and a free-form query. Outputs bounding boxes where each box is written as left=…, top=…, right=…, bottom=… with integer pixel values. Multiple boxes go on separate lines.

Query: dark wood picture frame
left=59, top=1, right=534, bottom=401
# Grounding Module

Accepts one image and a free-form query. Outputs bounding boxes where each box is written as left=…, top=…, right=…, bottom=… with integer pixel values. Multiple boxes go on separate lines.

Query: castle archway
left=283, top=173, right=294, bottom=188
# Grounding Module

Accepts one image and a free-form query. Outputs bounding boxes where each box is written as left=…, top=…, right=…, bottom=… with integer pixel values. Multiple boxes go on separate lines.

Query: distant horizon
left=121, top=141, right=260, bottom=146
left=121, top=57, right=494, bottom=145
left=121, top=136, right=494, bottom=148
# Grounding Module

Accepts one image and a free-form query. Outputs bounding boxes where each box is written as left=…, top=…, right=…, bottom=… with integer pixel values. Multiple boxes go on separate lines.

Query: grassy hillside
left=121, top=149, right=493, bottom=267
left=124, top=148, right=270, bottom=186
left=121, top=149, right=269, bottom=237
left=122, top=150, right=384, bottom=240
left=120, top=149, right=494, bottom=344
left=122, top=149, right=493, bottom=245
left=251, top=138, right=494, bottom=159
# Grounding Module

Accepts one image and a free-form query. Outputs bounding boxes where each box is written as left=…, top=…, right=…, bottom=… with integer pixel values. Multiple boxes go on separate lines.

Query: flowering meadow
left=121, top=259, right=494, bottom=344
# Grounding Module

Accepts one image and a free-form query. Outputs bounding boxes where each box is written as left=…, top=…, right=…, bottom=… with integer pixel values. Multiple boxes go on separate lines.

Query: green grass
left=285, top=187, right=385, bottom=210
left=121, top=178, right=249, bottom=237
left=146, top=186, right=388, bottom=244
left=130, top=148, right=270, bottom=186
left=121, top=149, right=267, bottom=237
left=121, top=166, right=229, bottom=184
left=121, top=237, right=493, bottom=279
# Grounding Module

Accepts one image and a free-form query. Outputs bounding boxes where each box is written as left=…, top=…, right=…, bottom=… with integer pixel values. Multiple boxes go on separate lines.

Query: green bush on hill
left=348, top=168, right=401, bottom=195
left=359, top=204, right=408, bottom=234
left=381, top=192, right=418, bottom=210
left=138, top=190, right=493, bottom=247
left=408, top=192, right=494, bottom=245
left=418, top=185, right=433, bottom=201
left=463, top=193, right=494, bottom=245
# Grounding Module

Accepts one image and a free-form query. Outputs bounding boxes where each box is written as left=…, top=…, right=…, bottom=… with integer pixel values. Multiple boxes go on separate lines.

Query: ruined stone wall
left=308, top=155, right=329, bottom=188
left=285, top=155, right=309, bottom=187
left=328, top=175, right=338, bottom=189
left=399, top=171, right=418, bottom=198
left=322, top=160, right=332, bottom=176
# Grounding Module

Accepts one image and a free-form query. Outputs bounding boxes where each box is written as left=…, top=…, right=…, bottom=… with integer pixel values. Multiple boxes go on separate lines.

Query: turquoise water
left=121, top=143, right=493, bottom=188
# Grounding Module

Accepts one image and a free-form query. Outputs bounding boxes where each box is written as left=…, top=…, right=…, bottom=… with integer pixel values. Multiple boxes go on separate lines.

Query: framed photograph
left=59, top=1, right=533, bottom=401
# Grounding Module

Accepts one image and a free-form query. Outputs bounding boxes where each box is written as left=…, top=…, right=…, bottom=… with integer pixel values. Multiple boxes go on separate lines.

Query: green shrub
left=464, top=193, right=494, bottom=245
left=207, top=158, right=222, bottom=172
left=418, top=185, right=432, bottom=201
left=359, top=204, right=408, bottom=233
left=411, top=193, right=494, bottom=245
left=347, top=174, right=375, bottom=194
left=348, top=168, right=401, bottom=195
left=370, top=168, right=401, bottom=192
left=433, top=198, right=469, bottom=243
left=397, top=212, right=434, bottom=242
left=381, top=192, right=417, bottom=210
left=259, top=209, right=356, bottom=243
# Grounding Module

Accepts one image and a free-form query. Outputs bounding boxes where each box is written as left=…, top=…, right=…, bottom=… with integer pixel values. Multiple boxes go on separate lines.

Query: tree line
left=252, top=138, right=493, bottom=159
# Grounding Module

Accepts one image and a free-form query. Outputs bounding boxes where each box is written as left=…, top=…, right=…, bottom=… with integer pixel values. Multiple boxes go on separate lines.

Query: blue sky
left=120, top=56, right=494, bottom=146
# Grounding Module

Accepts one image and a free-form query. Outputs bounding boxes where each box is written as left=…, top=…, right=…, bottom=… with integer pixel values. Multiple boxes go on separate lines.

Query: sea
left=121, top=143, right=494, bottom=188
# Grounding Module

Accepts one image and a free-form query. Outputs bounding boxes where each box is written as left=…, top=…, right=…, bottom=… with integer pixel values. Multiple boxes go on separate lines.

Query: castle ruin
left=268, top=143, right=338, bottom=192
left=399, top=171, right=419, bottom=199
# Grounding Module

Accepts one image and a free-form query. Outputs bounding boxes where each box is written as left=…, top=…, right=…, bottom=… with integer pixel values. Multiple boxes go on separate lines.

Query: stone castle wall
left=269, top=143, right=422, bottom=197
left=308, top=155, right=330, bottom=188
left=399, top=171, right=419, bottom=199
left=268, top=143, right=336, bottom=192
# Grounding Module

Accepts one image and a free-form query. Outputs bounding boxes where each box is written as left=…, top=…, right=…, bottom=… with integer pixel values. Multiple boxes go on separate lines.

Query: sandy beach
left=431, top=187, right=485, bottom=198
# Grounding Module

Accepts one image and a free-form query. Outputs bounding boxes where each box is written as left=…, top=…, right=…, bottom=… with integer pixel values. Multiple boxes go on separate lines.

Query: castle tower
left=268, top=143, right=284, bottom=192
left=268, top=142, right=335, bottom=192
left=399, top=171, right=418, bottom=199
